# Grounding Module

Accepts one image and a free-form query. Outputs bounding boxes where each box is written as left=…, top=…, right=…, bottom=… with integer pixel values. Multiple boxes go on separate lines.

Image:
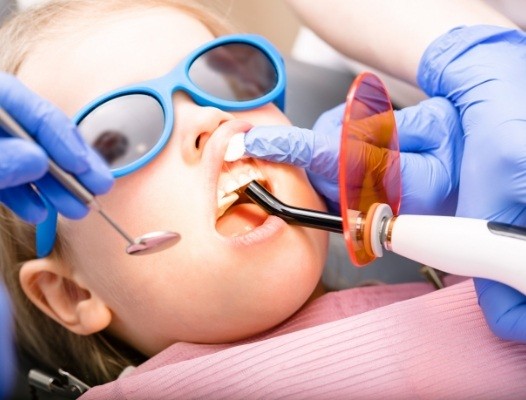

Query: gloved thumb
left=396, top=97, right=460, bottom=156
left=474, top=277, right=526, bottom=342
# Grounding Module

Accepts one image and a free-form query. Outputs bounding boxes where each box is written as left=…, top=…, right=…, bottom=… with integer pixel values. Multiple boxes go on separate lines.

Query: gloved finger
left=0, top=73, right=91, bottom=174
left=399, top=152, right=455, bottom=215
left=308, top=103, right=344, bottom=180
left=245, top=103, right=346, bottom=169
left=34, top=174, right=88, bottom=220
left=245, top=125, right=316, bottom=168
left=309, top=105, right=344, bottom=180
left=306, top=170, right=340, bottom=213
left=0, top=184, right=48, bottom=223
left=245, top=124, right=341, bottom=182
left=0, top=283, right=14, bottom=399
left=0, top=138, right=48, bottom=189
left=456, top=119, right=526, bottom=223
left=395, top=97, right=460, bottom=153
left=474, top=277, right=526, bottom=342
left=307, top=173, right=339, bottom=204
left=75, top=148, right=114, bottom=195
left=396, top=97, right=462, bottom=215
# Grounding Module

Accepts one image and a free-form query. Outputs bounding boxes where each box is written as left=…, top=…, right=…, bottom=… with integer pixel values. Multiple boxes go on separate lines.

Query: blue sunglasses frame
left=36, top=33, right=287, bottom=257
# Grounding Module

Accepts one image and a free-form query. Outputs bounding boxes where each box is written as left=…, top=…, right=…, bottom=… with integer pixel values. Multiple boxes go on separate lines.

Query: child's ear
left=19, top=257, right=111, bottom=335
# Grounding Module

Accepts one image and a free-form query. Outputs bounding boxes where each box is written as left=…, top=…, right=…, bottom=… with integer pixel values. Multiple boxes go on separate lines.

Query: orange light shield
left=339, top=72, right=401, bottom=266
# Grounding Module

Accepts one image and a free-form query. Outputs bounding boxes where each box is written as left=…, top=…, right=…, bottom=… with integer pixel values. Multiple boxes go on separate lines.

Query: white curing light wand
left=242, top=181, right=526, bottom=295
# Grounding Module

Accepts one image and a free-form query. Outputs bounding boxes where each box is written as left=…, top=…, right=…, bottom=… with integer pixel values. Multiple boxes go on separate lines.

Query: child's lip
left=202, top=121, right=287, bottom=246
left=220, top=214, right=288, bottom=249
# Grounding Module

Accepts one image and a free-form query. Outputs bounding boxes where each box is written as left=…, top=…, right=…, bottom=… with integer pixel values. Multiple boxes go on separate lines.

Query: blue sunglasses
left=36, top=33, right=286, bottom=257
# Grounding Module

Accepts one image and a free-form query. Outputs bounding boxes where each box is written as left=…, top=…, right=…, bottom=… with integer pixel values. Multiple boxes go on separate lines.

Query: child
left=1, top=1, right=525, bottom=398
left=0, top=0, right=328, bottom=386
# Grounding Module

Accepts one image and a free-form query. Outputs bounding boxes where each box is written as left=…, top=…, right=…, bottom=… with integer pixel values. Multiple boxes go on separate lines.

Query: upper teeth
left=217, top=162, right=265, bottom=218
left=224, top=133, right=246, bottom=162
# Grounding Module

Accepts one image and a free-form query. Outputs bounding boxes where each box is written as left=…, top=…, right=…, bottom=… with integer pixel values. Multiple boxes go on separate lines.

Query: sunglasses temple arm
left=242, top=181, right=343, bottom=234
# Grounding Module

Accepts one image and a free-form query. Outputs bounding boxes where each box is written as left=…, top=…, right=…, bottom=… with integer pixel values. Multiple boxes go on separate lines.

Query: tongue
left=216, top=203, right=268, bottom=236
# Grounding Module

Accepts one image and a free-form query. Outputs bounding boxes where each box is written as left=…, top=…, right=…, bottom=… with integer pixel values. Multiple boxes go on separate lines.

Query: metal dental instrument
left=0, top=107, right=180, bottom=255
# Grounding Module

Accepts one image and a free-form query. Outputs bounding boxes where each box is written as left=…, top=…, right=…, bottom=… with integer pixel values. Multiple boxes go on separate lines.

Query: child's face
left=18, top=7, right=328, bottom=355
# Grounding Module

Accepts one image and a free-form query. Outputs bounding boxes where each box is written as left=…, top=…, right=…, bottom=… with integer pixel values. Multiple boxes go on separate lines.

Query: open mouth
left=215, top=159, right=270, bottom=237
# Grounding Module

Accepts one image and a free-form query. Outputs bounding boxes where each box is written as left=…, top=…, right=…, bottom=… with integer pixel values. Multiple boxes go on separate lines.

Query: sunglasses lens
left=189, top=43, right=278, bottom=101
left=78, top=94, right=164, bottom=170
left=339, top=72, right=401, bottom=266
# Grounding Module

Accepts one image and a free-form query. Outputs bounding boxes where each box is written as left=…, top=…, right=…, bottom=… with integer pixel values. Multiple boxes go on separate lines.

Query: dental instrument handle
left=0, top=108, right=95, bottom=203
left=384, top=214, right=526, bottom=294
left=244, top=181, right=343, bottom=233
left=39, top=156, right=136, bottom=245
left=0, top=107, right=136, bottom=245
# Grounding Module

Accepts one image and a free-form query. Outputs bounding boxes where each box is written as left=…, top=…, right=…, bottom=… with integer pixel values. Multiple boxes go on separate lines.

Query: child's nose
left=174, top=92, right=234, bottom=163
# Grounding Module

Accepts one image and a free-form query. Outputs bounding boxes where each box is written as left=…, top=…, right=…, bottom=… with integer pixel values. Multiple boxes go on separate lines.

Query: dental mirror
left=0, top=107, right=181, bottom=256
left=124, top=230, right=181, bottom=255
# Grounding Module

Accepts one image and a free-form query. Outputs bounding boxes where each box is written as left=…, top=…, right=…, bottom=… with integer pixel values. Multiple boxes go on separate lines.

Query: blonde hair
left=0, top=0, right=234, bottom=386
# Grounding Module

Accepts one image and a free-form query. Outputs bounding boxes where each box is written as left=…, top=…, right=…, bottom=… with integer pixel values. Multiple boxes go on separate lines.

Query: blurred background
left=210, top=0, right=302, bottom=54
left=0, top=0, right=302, bottom=54
left=2, top=0, right=525, bottom=56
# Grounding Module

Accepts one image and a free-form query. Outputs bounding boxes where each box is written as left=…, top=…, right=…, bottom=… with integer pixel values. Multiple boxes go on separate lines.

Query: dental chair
left=6, top=56, right=426, bottom=400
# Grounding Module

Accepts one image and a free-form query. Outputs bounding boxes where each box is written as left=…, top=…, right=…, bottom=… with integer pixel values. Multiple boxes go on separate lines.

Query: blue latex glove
left=418, top=25, right=526, bottom=342
left=245, top=96, right=462, bottom=216
left=0, top=284, right=14, bottom=400
left=0, top=72, right=113, bottom=223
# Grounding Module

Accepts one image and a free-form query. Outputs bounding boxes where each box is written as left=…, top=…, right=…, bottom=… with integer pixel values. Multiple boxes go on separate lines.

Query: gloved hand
left=0, top=72, right=113, bottom=223
left=418, top=25, right=526, bottom=342
left=0, top=283, right=14, bottom=400
left=0, top=283, right=16, bottom=399
left=245, top=96, right=463, bottom=216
